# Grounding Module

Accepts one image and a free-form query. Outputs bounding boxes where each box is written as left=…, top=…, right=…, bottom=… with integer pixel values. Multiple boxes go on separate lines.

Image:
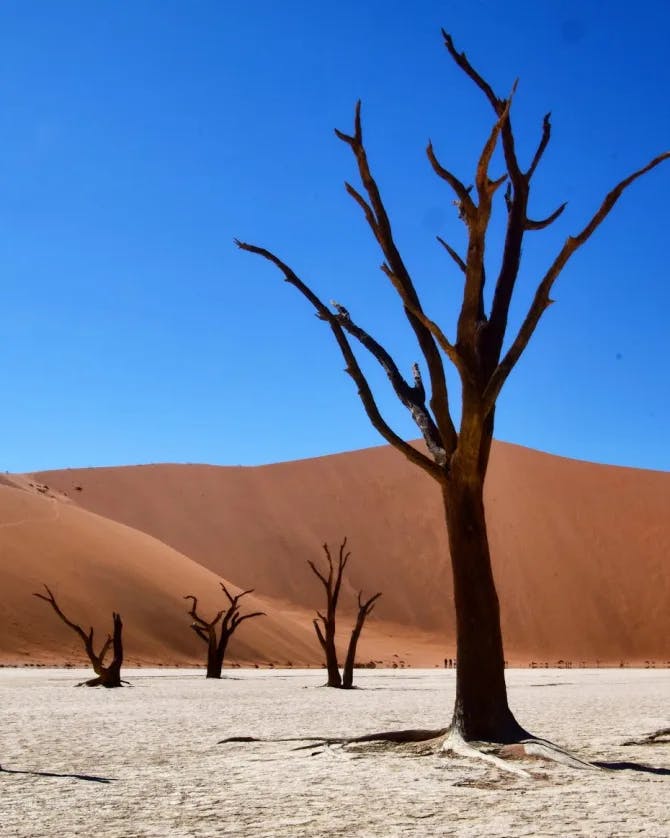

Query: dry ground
left=1, top=668, right=668, bottom=837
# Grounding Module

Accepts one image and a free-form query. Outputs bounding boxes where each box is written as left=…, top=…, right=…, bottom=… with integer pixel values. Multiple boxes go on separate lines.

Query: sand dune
left=0, top=476, right=443, bottom=667
left=0, top=479, right=320, bottom=666
left=7, top=439, right=665, bottom=666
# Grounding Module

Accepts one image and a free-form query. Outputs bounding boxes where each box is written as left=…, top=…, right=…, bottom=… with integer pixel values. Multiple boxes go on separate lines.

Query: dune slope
left=24, top=440, right=670, bottom=665
left=0, top=480, right=324, bottom=666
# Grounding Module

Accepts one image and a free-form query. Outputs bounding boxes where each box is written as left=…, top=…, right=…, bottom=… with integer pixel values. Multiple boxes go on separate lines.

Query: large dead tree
left=236, top=30, right=669, bottom=755
left=185, top=584, right=265, bottom=678
left=33, top=585, right=124, bottom=687
left=309, top=538, right=381, bottom=688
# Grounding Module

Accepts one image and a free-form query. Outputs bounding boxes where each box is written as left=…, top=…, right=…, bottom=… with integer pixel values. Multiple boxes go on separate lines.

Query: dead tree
left=342, top=591, right=382, bottom=689
left=308, top=538, right=381, bottom=688
left=308, top=539, right=349, bottom=687
left=185, top=583, right=265, bottom=678
left=33, top=585, right=124, bottom=687
left=236, top=28, right=669, bottom=750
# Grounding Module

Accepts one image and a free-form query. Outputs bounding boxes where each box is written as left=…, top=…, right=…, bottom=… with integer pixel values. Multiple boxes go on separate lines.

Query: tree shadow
left=593, top=760, right=670, bottom=776
left=0, top=765, right=115, bottom=783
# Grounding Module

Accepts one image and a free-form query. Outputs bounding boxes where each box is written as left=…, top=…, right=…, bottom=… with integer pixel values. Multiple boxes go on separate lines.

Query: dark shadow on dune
left=0, top=765, right=115, bottom=783
left=593, top=761, right=670, bottom=776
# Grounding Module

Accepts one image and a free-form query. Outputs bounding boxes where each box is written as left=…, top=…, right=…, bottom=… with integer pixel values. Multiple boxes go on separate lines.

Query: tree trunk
left=443, top=475, right=527, bottom=742
left=324, top=622, right=342, bottom=688
left=342, top=591, right=381, bottom=689
left=206, top=635, right=227, bottom=679
left=342, top=623, right=363, bottom=689
left=82, top=612, right=124, bottom=687
left=86, top=661, right=122, bottom=688
left=206, top=649, right=223, bottom=679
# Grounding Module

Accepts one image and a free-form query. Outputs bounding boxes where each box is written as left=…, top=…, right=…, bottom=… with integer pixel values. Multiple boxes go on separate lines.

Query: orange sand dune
left=0, top=477, right=441, bottom=667
left=20, top=440, right=670, bottom=666
left=0, top=480, right=315, bottom=666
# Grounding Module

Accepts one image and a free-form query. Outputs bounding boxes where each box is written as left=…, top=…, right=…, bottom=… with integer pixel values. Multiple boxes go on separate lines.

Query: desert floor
left=1, top=668, right=668, bottom=837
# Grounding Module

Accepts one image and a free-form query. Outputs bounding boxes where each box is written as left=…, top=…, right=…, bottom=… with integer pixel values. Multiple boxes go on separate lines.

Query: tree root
left=440, top=729, right=532, bottom=778
left=219, top=728, right=447, bottom=748
left=623, top=727, right=670, bottom=746
left=220, top=725, right=602, bottom=775
left=75, top=677, right=130, bottom=688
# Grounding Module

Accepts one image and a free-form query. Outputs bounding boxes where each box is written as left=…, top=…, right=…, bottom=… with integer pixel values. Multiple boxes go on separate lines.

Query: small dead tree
left=236, top=30, right=669, bottom=765
left=33, top=585, right=124, bottom=687
left=308, top=539, right=349, bottom=687
left=309, top=538, right=381, bottom=688
left=184, top=583, right=265, bottom=678
left=342, top=590, right=382, bottom=689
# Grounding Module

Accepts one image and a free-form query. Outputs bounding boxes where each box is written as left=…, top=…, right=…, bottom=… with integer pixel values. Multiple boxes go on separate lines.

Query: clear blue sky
left=2, top=1, right=669, bottom=472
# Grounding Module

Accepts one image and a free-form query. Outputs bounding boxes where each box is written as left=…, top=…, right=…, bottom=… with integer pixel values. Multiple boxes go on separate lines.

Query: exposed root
left=515, top=738, right=599, bottom=771
left=440, top=728, right=531, bottom=778
left=75, top=676, right=129, bottom=688
left=219, top=728, right=447, bottom=747
left=221, top=725, right=608, bottom=777
left=623, top=727, right=670, bottom=746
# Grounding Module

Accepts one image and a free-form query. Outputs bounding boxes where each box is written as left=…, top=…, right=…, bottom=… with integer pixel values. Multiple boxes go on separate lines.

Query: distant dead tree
left=308, top=538, right=381, bottom=688
left=342, top=590, right=382, bottom=689
left=184, top=583, right=265, bottom=678
left=33, top=584, right=124, bottom=687
left=236, top=27, right=669, bottom=757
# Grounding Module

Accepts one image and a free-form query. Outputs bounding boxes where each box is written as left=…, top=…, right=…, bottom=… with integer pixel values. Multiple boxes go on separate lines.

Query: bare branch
left=426, top=141, right=476, bottom=221
left=334, top=102, right=458, bottom=456
left=34, top=585, right=93, bottom=651
left=381, top=263, right=470, bottom=383
left=525, top=202, right=567, bottom=231
left=232, top=611, right=266, bottom=629
left=442, top=29, right=500, bottom=110
left=571, top=152, right=670, bottom=246
left=184, top=594, right=201, bottom=619
left=330, top=300, right=446, bottom=463
left=307, top=559, right=329, bottom=589
left=442, top=30, right=524, bottom=189
left=190, top=624, right=210, bottom=644
left=219, top=583, right=235, bottom=606
left=331, top=537, right=349, bottom=612
left=527, top=113, right=552, bottom=179
left=475, top=95, right=513, bottom=202
left=358, top=590, right=382, bottom=615
left=313, top=619, right=327, bottom=650
left=322, top=542, right=334, bottom=577
left=98, top=635, right=113, bottom=665
left=235, top=240, right=444, bottom=480
left=343, top=182, right=378, bottom=236
left=436, top=236, right=466, bottom=273
left=220, top=583, right=254, bottom=607
left=484, top=151, right=670, bottom=412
